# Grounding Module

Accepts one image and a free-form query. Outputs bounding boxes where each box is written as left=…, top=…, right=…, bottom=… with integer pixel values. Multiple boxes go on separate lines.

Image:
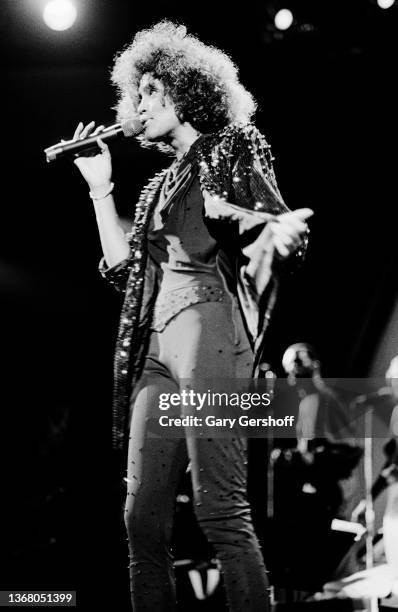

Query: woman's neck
left=169, top=122, right=201, bottom=159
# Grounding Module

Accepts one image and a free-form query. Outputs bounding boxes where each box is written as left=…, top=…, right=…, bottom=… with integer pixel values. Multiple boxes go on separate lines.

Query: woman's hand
left=268, top=208, right=313, bottom=258
left=70, top=121, right=112, bottom=190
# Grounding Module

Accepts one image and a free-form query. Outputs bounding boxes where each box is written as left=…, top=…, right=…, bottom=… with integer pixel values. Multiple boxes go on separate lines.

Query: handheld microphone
left=44, top=118, right=143, bottom=163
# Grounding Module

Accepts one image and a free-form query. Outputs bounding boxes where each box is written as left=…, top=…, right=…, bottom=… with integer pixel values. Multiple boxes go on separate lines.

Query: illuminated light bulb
left=377, top=0, right=395, bottom=8
left=274, top=8, right=294, bottom=31
left=43, top=0, right=77, bottom=31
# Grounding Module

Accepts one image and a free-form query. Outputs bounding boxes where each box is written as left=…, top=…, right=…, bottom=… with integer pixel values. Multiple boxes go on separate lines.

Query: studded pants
left=124, top=299, right=270, bottom=611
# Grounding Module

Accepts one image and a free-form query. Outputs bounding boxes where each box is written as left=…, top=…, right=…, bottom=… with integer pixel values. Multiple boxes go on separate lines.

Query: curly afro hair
left=111, top=20, right=257, bottom=145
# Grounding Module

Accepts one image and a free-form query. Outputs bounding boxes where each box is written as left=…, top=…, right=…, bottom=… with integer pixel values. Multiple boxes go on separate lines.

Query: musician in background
left=383, top=355, right=398, bottom=580
left=279, top=343, right=360, bottom=513
left=320, top=356, right=398, bottom=601
left=265, top=343, right=362, bottom=595
left=351, top=354, right=398, bottom=524
left=282, top=342, right=351, bottom=446
left=351, top=355, right=398, bottom=557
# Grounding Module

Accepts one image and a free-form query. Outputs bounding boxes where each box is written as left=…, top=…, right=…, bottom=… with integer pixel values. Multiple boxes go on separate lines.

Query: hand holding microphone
left=44, top=119, right=143, bottom=267
left=70, top=121, right=113, bottom=192
left=44, top=118, right=143, bottom=162
left=44, top=118, right=143, bottom=193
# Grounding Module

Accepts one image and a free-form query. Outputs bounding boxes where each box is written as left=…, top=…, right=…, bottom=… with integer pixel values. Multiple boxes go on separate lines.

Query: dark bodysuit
left=124, top=141, right=270, bottom=611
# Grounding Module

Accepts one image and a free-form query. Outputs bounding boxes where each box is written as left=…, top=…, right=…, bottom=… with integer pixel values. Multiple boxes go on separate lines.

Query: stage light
left=43, top=0, right=77, bottom=31
left=377, top=0, right=395, bottom=8
left=274, top=8, right=294, bottom=31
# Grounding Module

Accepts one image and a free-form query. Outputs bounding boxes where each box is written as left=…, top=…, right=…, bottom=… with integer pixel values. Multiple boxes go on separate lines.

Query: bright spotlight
left=274, top=8, right=294, bottom=31
left=377, top=0, right=395, bottom=8
left=43, top=0, right=77, bottom=31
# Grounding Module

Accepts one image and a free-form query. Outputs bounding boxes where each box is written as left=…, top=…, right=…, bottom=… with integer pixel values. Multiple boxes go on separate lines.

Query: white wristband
left=89, top=182, right=114, bottom=201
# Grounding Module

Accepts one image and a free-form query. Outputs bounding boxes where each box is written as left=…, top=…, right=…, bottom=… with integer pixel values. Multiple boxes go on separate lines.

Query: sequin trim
left=151, top=285, right=225, bottom=332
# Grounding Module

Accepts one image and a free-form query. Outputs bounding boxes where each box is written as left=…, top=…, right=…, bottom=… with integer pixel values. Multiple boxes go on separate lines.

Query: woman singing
left=70, top=20, right=312, bottom=611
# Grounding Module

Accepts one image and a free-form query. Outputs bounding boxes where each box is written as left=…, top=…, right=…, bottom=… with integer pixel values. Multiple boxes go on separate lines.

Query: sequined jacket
left=100, top=122, right=307, bottom=450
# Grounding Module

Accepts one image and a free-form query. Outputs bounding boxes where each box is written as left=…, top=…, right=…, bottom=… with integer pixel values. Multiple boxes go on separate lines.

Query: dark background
left=1, top=0, right=397, bottom=609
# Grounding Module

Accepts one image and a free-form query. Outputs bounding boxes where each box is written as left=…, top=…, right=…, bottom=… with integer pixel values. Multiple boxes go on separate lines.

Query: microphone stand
left=259, top=364, right=276, bottom=519
left=258, top=363, right=276, bottom=607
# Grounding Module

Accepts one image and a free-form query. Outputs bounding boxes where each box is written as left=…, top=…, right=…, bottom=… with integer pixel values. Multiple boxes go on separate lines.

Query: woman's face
left=137, top=73, right=180, bottom=141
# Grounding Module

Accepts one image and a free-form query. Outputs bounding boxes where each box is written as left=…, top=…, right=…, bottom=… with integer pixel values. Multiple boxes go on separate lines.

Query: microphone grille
left=122, top=118, right=143, bottom=137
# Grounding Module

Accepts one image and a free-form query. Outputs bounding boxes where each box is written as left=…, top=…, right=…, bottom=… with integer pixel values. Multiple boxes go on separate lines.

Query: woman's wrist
left=89, top=182, right=114, bottom=201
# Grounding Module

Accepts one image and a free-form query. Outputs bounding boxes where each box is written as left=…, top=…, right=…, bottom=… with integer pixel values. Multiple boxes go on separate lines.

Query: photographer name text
left=158, top=415, right=295, bottom=428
